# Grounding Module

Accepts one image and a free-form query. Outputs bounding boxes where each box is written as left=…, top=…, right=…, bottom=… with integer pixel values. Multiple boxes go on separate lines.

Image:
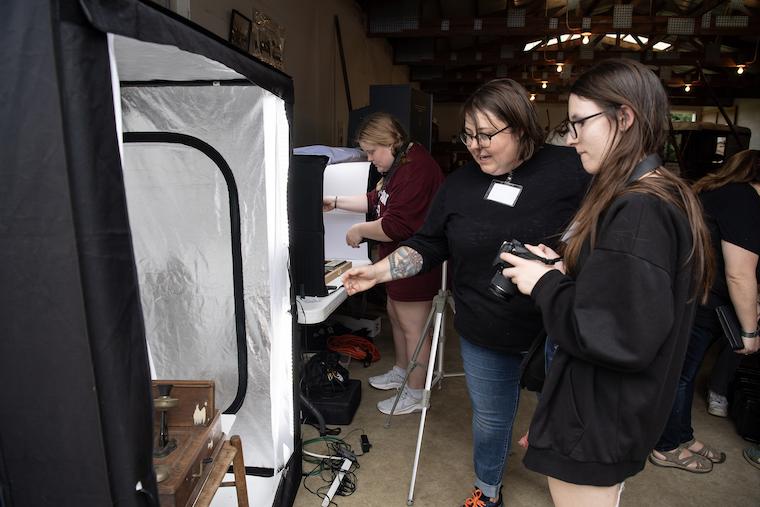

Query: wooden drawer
left=155, top=409, right=223, bottom=507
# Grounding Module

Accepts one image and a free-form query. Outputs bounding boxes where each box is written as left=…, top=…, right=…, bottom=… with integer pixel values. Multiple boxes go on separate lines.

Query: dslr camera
left=489, top=239, right=552, bottom=301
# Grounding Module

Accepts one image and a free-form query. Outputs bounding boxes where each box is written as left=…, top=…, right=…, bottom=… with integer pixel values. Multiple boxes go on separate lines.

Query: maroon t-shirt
left=367, top=143, right=444, bottom=301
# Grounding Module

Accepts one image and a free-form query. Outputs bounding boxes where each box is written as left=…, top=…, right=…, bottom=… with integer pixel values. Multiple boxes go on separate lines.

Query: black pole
left=696, top=60, right=745, bottom=149
left=334, top=15, right=353, bottom=112
left=667, top=115, right=686, bottom=177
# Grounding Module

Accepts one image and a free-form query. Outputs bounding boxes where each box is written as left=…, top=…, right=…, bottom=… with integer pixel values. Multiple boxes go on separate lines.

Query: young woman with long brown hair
left=501, top=59, right=714, bottom=506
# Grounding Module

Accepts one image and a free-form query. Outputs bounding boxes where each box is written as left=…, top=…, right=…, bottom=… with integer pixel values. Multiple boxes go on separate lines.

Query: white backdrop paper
left=322, top=161, right=371, bottom=262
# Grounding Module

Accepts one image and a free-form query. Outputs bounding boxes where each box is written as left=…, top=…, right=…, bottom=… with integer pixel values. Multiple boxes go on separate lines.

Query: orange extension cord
left=327, top=335, right=381, bottom=366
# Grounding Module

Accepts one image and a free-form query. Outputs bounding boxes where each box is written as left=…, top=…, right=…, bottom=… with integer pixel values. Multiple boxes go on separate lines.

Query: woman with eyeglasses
left=501, top=59, right=714, bottom=506
left=341, top=79, right=589, bottom=507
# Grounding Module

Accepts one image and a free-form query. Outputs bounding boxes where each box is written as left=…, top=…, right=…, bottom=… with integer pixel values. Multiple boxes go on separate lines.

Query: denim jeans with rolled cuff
left=655, top=323, right=716, bottom=452
left=460, top=336, right=523, bottom=499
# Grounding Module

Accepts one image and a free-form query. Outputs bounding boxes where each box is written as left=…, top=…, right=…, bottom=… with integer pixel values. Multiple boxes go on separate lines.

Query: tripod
left=382, top=263, right=461, bottom=505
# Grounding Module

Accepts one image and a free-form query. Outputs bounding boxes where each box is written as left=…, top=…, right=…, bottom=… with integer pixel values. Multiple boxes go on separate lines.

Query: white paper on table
left=322, top=162, right=371, bottom=262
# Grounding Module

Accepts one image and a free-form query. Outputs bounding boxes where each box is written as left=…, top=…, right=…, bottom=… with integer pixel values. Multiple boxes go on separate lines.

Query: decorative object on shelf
left=251, top=11, right=285, bottom=70
left=229, top=9, right=252, bottom=52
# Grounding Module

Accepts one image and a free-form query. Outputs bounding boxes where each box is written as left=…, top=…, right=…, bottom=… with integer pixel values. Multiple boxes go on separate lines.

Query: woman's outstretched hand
left=322, top=196, right=336, bottom=212
left=502, top=243, right=562, bottom=297
left=342, top=265, right=379, bottom=295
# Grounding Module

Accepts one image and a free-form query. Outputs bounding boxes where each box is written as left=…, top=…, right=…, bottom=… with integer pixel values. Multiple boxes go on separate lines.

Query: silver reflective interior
left=115, top=40, right=293, bottom=474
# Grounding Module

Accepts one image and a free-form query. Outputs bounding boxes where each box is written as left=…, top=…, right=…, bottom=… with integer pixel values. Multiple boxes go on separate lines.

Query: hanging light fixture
left=684, top=84, right=691, bottom=92
left=530, top=93, right=536, bottom=101
left=582, top=32, right=591, bottom=45
left=556, top=63, right=563, bottom=73
left=737, top=65, right=745, bottom=75
left=541, top=81, right=548, bottom=89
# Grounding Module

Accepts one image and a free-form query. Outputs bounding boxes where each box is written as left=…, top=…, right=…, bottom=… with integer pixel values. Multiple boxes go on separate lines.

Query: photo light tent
left=1, top=1, right=300, bottom=506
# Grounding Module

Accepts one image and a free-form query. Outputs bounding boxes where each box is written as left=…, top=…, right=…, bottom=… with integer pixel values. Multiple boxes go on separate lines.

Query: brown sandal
left=648, top=449, right=713, bottom=473
left=683, top=438, right=726, bottom=464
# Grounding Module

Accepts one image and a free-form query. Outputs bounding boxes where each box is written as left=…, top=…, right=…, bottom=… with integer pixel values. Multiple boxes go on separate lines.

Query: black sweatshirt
left=523, top=192, right=698, bottom=486
left=402, top=144, right=589, bottom=353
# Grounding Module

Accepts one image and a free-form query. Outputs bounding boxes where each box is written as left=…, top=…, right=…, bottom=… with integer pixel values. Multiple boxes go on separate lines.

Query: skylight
left=523, top=33, right=671, bottom=52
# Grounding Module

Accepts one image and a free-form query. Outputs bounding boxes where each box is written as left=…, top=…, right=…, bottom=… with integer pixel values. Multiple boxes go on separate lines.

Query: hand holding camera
left=489, top=240, right=563, bottom=300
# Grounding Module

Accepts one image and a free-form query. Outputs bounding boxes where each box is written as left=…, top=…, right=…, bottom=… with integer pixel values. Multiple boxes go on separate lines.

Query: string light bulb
left=684, top=84, right=691, bottom=92
left=556, top=63, right=563, bottom=73
left=737, top=65, right=745, bottom=75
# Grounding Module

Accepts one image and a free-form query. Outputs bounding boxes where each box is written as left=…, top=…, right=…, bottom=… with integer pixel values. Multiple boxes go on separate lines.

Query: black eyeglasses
left=459, top=125, right=510, bottom=147
left=556, top=111, right=606, bottom=139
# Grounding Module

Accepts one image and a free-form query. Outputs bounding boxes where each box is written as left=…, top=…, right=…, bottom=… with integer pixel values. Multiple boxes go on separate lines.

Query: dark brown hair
left=461, top=78, right=544, bottom=161
left=692, top=149, right=760, bottom=193
left=563, top=59, right=713, bottom=302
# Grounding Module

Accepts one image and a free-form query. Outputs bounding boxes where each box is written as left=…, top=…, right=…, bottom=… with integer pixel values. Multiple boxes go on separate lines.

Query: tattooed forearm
left=388, top=247, right=423, bottom=280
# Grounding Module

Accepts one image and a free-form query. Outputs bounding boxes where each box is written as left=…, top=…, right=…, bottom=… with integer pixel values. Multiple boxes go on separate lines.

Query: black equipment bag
left=729, top=355, right=760, bottom=442
left=302, top=350, right=350, bottom=398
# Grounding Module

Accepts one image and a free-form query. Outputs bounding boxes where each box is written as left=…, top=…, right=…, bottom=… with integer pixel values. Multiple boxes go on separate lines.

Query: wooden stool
left=194, top=435, right=249, bottom=507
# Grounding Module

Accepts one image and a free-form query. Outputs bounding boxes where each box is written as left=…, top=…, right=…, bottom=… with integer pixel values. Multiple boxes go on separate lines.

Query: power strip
left=321, top=457, right=352, bottom=507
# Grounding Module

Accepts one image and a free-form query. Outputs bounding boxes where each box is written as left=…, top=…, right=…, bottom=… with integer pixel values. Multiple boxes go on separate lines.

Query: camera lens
left=489, top=272, right=515, bottom=301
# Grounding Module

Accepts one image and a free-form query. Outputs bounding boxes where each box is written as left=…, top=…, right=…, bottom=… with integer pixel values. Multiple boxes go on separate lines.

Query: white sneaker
left=377, top=387, right=424, bottom=415
left=368, top=367, right=405, bottom=390
left=707, top=390, right=728, bottom=417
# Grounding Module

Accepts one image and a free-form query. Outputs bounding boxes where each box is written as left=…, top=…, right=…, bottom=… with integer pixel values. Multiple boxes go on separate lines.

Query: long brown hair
left=563, top=59, right=713, bottom=301
left=692, top=149, right=760, bottom=193
left=461, top=78, right=544, bottom=161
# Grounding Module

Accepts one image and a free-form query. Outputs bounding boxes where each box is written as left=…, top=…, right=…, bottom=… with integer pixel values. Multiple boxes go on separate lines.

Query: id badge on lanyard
left=484, top=180, right=523, bottom=207
left=376, top=189, right=389, bottom=217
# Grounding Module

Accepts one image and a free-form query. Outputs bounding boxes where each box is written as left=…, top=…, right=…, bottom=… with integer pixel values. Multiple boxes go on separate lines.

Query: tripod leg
left=406, top=305, right=444, bottom=506
left=435, top=293, right=464, bottom=388
left=383, top=301, right=436, bottom=428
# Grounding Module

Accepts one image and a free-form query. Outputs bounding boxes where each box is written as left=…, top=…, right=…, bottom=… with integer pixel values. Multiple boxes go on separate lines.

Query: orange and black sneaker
left=463, top=487, right=503, bottom=507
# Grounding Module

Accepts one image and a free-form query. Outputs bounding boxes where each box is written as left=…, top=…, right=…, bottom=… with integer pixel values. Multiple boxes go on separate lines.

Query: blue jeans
left=460, top=336, right=522, bottom=499
left=655, top=324, right=716, bottom=452
left=545, top=335, right=558, bottom=373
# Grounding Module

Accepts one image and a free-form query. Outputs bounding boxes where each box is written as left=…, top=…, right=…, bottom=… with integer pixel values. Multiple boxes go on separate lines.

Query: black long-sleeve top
left=402, top=144, right=589, bottom=353
left=523, top=191, right=698, bottom=486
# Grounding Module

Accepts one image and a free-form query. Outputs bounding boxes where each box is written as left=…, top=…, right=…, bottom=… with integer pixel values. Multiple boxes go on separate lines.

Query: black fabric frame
left=288, top=155, right=329, bottom=297
left=77, top=0, right=293, bottom=106
left=123, top=132, right=249, bottom=415
left=1, top=1, right=158, bottom=505
left=1, top=1, right=298, bottom=506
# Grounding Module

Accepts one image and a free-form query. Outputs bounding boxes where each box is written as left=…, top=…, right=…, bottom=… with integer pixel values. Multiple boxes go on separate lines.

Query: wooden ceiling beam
left=367, top=14, right=760, bottom=38
left=412, top=65, right=757, bottom=85
left=402, top=48, right=745, bottom=68
left=686, top=0, right=727, bottom=17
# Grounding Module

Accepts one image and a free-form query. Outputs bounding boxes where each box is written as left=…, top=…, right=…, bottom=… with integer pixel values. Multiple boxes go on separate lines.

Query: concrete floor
left=294, top=306, right=760, bottom=507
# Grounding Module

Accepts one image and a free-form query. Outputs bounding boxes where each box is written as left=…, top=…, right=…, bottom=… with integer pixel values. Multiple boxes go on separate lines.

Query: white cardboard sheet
left=322, top=161, right=371, bottom=262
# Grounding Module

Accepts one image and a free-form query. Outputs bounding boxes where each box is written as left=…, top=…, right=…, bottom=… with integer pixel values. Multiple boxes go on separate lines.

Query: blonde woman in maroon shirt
left=323, top=112, right=444, bottom=415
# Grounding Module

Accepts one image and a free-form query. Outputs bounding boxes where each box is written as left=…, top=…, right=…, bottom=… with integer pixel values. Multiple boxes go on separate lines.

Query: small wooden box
left=152, top=380, right=215, bottom=427
left=324, top=259, right=352, bottom=284
left=154, top=409, right=223, bottom=507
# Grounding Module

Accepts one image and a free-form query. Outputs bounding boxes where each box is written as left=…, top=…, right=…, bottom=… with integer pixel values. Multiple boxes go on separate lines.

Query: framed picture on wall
left=229, top=10, right=252, bottom=52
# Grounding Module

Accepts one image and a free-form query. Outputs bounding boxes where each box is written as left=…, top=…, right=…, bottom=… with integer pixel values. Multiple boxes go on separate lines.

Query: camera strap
left=627, top=153, right=662, bottom=183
